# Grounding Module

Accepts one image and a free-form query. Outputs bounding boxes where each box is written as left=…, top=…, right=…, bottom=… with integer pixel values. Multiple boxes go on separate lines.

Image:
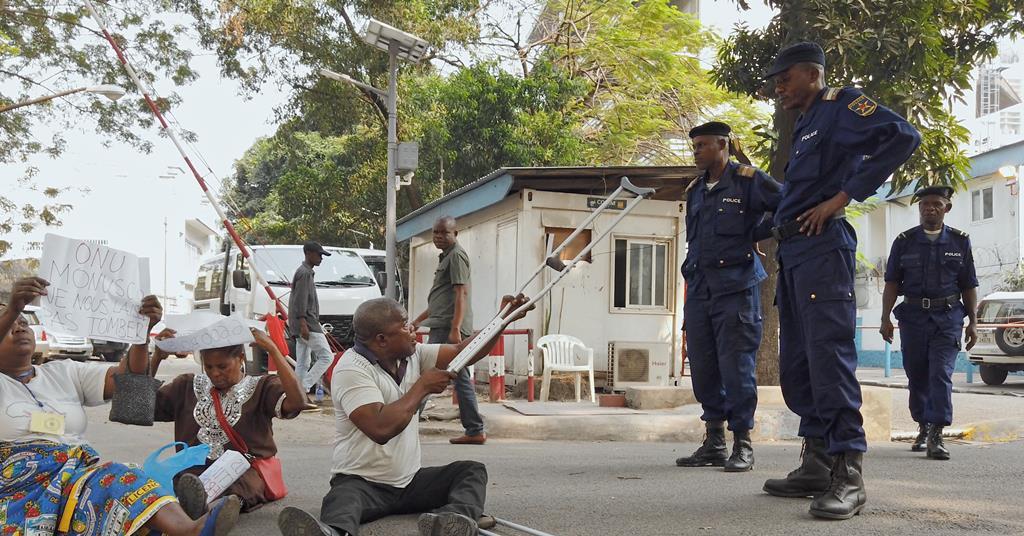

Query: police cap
left=911, top=185, right=955, bottom=203
left=765, top=42, right=826, bottom=79
left=689, top=121, right=731, bottom=139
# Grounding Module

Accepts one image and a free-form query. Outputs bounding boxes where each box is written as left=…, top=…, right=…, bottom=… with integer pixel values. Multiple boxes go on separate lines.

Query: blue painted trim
left=396, top=173, right=515, bottom=241
left=855, top=317, right=863, bottom=351
left=968, top=138, right=1024, bottom=178
left=857, top=350, right=974, bottom=373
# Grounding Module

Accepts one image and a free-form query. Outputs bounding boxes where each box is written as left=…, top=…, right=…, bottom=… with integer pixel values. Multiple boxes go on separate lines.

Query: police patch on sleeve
left=848, top=95, right=878, bottom=117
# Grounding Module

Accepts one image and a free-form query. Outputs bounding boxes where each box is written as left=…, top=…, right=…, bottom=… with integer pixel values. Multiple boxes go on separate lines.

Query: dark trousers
left=900, top=320, right=960, bottom=426
left=684, top=285, right=762, bottom=432
left=320, top=461, right=487, bottom=536
left=777, top=248, right=866, bottom=454
left=428, top=328, right=485, bottom=436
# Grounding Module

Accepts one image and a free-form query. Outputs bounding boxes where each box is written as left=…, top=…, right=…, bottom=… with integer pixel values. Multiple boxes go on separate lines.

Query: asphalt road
left=76, top=357, right=1024, bottom=536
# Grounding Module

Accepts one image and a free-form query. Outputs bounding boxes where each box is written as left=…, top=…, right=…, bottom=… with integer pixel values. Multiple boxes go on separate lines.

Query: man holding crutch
left=676, top=121, right=781, bottom=472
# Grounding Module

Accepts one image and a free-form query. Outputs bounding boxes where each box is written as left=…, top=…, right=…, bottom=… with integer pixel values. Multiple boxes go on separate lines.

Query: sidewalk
left=857, top=367, right=1024, bottom=396
left=419, top=371, right=1024, bottom=444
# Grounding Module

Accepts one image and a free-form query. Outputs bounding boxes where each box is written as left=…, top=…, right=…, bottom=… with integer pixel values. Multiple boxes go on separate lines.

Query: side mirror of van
left=232, top=269, right=250, bottom=290
left=375, top=271, right=386, bottom=291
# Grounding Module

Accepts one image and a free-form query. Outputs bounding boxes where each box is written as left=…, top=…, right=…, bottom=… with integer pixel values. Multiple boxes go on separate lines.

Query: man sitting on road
left=277, top=295, right=532, bottom=536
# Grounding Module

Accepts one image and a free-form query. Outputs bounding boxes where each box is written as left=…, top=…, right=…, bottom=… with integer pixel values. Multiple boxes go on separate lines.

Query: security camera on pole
left=320, top=19, right=427, bottom=301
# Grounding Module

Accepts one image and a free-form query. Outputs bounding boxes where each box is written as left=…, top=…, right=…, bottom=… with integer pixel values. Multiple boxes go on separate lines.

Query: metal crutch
left=446, top=176, right=656, bottom=374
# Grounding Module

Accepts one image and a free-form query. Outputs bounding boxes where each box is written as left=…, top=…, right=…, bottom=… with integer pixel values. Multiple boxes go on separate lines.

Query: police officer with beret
left=760, top=42, right=922, bottom=519
left=675, top=121, right=782, bottom=473
left=880, top=186, right=979, bottom=461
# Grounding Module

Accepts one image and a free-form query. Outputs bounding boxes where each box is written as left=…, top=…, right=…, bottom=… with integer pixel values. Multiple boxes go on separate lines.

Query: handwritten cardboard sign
left=37, top=234, right=150, bottom=344
left=156, top=312, right=254, bottom=353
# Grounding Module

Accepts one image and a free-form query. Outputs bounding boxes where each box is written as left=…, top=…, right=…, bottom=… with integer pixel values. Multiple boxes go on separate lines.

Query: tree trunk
left=755, top=103, right=799, bottom=386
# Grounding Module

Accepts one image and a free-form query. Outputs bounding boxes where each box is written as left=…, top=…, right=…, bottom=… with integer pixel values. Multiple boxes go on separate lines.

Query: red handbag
left=210, top=388, right=289, bottom=501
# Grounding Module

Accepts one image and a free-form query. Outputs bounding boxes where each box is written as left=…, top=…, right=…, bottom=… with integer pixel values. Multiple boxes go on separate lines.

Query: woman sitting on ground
left=151, top=322, right=310, bottom=516
left=0, top=277, right=241, bottom=536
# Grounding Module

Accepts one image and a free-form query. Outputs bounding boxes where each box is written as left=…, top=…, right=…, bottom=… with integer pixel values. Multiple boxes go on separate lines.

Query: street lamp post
left=320, top=19, right=428, bottom=301
left=0, top=84, right=126, bottom=113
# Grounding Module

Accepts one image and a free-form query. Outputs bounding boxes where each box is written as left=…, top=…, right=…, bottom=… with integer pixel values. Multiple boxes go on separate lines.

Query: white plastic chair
left=536, top=334, right=596, bottom=403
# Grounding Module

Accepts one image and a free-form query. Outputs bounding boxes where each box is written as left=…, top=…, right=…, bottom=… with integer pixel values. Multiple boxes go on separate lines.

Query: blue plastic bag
left=143, top=441, right=211, bottom=491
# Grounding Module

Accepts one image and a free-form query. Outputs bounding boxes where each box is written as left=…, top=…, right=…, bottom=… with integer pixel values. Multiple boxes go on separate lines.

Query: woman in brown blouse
left=152, top=328, right=309, bottom=515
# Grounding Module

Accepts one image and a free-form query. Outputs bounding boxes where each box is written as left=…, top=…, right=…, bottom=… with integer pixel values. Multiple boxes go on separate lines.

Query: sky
left=5, top=0, right=1018, bottom=309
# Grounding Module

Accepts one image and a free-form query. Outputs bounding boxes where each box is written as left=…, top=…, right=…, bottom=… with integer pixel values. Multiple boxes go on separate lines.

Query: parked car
left=349, top=248, right=405, bottom=305
left=22, top=305, right=49, bottom=364
left=23, top=305, right=93, bottom=362
left=970, top=291, right=1024, bottom=385
left=92, top=339, right=129, bottom=362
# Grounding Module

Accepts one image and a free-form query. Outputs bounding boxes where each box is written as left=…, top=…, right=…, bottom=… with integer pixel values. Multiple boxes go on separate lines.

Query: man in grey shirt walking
left=412, top=216, right=484, bottom=445
left=289, top=241, right=334, bottom=399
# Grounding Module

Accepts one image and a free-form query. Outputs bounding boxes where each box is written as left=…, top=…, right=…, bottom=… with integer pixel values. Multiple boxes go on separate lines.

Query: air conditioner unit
left=607, top=341, right=672, bottom=391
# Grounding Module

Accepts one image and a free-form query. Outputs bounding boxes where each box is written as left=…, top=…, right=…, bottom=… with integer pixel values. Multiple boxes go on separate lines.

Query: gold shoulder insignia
left=736, top=165, right=756, bottom=178
left=949, top=227, right=969, bottom=238
left=848, top=94, right=878, bottom=117
left=684, top=178, right=699, bottom=194
left=823, top=88, right=842, bottom=101
left=897, top=231, right=907, bottom=240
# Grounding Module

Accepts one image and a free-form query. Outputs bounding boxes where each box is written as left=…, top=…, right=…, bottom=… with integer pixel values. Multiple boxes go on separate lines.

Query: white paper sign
left=36, top=234, right=150, bottom=344
left=155, top=312, right=254, bottom=353
left=198, top=450, right=250, bottom=503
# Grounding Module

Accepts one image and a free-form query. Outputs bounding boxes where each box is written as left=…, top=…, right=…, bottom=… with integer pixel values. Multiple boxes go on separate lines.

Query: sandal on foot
left=173, top=473, right=208, bottom=520
left=200, top=495, right=241, bottom=536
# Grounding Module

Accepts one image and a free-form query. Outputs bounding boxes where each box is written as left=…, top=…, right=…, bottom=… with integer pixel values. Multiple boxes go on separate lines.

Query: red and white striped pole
left=487, top=335, right=505, bottom=402
left=83, top=0, right=287, bottom=321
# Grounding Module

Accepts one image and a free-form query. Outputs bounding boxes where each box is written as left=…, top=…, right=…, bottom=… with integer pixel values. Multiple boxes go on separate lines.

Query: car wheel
left=103, top=351, right=125, bottom=362
left=994, top=325, right=1024, bottom=356
left=979, top=364, right=1008, bottom=386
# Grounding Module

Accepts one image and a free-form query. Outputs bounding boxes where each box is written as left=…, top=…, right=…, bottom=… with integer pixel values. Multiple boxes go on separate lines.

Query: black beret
left=765, top=42, right=826, bottom=79
left=689, top=121, right=731, bottom=139
left=911, top=185, right=955, bottom=202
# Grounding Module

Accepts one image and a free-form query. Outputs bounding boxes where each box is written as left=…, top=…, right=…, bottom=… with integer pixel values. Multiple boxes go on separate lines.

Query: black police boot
left=763, top=437, right=832, bottom=497
left=911, top=423, right=928, bottom=452
left=926, top=424, right=950, bottom=460
left=724, top=430, right=754, bottom=472
left=809, top=452, right=866, bottom=519
left=675, top=421, right=727, bottom=467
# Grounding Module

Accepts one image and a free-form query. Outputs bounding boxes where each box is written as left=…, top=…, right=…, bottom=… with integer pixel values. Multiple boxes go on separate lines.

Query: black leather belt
left=904, top=294, right=960, bottom=310
left=771, top=209, right=847, bottom=242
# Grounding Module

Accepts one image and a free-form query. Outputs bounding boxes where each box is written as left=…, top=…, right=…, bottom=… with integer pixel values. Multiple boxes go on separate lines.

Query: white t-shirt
left=0, top=360, right=111, bottom=444
left=330, top=343, right=441, bottom=488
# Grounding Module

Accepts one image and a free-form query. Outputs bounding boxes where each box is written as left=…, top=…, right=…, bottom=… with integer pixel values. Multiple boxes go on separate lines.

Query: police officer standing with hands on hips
left=675, top=121, right=781, bottom=473
left=760, top=42, right=921, bottom=519
left=880, top=186, right=979, bottom=461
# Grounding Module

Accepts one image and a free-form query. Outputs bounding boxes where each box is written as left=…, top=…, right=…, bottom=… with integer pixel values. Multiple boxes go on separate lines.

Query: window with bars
left=613, top=238, right=670, bottom=310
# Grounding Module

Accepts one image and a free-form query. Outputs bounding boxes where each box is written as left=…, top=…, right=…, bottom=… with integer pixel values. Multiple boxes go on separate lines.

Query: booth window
left=613, top=238, right=668, bottom=309
left=544, top=227, right=592, bottom=263
left=971, top=187, right=993, bottom=222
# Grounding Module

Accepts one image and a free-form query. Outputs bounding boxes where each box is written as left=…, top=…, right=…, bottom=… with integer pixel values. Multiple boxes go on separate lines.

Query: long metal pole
left=0, top=87, right=85, bottom=113
left=83, top=0, right=288, bottom=319
left=385, top=42, right=399, bottom=300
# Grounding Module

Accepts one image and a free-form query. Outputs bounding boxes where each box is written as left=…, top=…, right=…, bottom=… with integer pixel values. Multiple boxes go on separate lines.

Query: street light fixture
left=0, top=84, right=126, bottom=113
left=320, top=18, right=428, bottom=301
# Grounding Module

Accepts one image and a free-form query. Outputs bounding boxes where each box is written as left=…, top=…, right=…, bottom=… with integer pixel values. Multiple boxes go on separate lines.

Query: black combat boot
left=926, top=424, right=950, bottom=460
left=809, top=452, right=866, bottom=519
left=675, top=421, right=728, bottom=467
left=763, top=437, right=832, bottom=497
left=724, top=430, right=754, bottom=472
left=911, top=423, right=928, bottom=452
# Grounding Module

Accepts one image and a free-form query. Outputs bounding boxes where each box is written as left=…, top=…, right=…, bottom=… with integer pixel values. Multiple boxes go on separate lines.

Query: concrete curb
left=859, top=379, right=1024, bottom=397
left=962, top=418, right=1024, bottom=442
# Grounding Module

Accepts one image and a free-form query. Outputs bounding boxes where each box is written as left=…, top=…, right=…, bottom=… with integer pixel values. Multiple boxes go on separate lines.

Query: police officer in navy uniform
left=760, top=42, right=922, bottom=519
left=675, top=121, right=782, bottom=472
left=880, top=186, right=979, bottom=461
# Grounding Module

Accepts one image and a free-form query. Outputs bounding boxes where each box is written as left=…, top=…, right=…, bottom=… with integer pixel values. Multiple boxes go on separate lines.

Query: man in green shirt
left=412, top=216, right=483, bottom=445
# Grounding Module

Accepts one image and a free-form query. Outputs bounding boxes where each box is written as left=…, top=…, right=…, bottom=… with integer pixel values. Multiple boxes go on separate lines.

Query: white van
left=191, top=244, right=382, bottom=354
left=349, top=248, right=405, bottom=305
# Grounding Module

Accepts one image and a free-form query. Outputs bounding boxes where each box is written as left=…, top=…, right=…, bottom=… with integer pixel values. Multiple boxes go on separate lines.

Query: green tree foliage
left=221, top=0, right=767, bottom=246
left=715, top=0, right=1024, bottom=191
left=1, top=1, right=198, bottom=257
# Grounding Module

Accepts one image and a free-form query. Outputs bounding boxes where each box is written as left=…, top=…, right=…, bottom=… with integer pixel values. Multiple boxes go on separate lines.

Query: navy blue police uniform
left=683, top=160, right=782, bottom=432
left=885, top=224, right=978, bottom=426
left=773, top=87, right=921, bottom=455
